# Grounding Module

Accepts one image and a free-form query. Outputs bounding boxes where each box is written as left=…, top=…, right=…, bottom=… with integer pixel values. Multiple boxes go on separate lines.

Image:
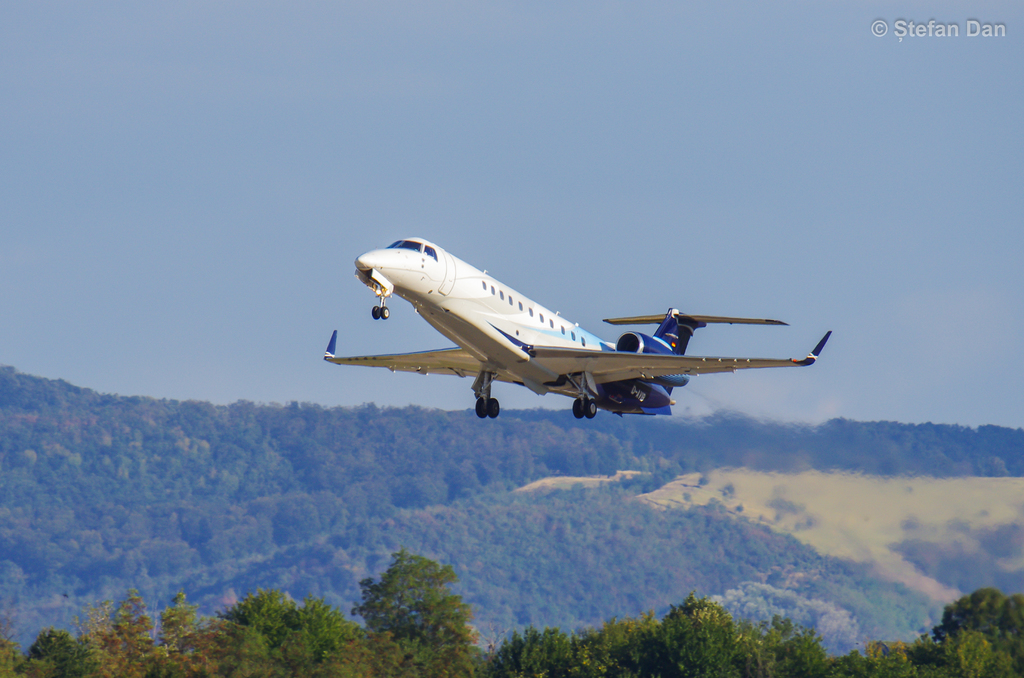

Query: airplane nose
left=354, top=251, right=379, bottom=272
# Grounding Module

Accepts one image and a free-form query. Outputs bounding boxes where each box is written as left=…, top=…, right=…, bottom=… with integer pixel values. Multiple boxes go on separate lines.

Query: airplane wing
left=325, top=349, right=482, bottom=377
left=527, top=332, right=831, bottom=384
left=323, top=331, right=485, bottom=378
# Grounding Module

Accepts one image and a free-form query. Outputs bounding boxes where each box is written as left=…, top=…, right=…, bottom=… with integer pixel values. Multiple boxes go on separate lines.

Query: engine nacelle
left=615, top=331, right=674, bottom=355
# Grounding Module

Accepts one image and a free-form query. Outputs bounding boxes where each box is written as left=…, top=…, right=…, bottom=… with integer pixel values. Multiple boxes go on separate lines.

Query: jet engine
left=615, top=332, right=674, bottom=355
left=616, top=332, right=690, bottom=390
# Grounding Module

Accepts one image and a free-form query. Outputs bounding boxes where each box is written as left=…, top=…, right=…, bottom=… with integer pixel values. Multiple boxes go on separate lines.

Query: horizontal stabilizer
left=604, top=313, right=787, bottom=326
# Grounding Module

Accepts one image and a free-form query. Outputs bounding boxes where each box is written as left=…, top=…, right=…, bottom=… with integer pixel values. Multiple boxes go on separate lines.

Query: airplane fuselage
left=352, top=238, right=674, bottom=415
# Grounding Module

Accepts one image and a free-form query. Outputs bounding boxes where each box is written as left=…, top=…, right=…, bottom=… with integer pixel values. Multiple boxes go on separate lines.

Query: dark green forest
left=4, top=551, right=1024, bottom=677
left=2, top=366, right=1023, bottom=653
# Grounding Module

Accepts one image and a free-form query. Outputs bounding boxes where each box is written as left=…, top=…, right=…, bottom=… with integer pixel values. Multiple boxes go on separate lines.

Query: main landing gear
left=572, top=397, right=597, bottom=419
left=472, top=371, right=499, bottom=419
left=475, top=397, right=500, bottom=419
left=371, top=304, right=390, bottom=320
left=567, top=372, right=597, bottom=419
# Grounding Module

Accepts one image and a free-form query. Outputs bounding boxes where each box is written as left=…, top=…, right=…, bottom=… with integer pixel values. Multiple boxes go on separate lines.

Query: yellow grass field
left=637, top=469, right=1024, bottom=602
left=517, top=469, right=1024, bottom=603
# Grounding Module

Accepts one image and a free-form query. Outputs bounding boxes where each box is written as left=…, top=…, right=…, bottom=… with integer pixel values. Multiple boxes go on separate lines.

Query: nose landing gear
left=364, top=268, right=393, bottom=320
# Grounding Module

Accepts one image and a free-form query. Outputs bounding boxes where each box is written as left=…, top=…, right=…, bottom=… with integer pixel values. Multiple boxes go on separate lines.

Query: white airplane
left=324, top=238, right=830, bottom=419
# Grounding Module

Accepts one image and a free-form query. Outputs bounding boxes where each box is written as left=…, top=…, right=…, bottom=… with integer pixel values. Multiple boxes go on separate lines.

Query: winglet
left=792, top=331, right=831, bottom=366
left=812, top=330, right=832, bottom=357
left=324, top=330, right=338, bottom=360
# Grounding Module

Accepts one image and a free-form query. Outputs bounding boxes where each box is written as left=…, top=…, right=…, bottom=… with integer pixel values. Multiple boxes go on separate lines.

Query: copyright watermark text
left=872, top=19, right=1006, bottom=41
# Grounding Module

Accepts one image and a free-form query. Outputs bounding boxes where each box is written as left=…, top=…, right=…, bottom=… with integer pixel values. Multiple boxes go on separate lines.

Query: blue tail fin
left=653, top=309, right=703, bottom=355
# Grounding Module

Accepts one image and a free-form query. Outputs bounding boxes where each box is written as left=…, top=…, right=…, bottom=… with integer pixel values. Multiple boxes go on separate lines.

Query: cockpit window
left=424, top=246, right=437, bottom=261
left=387, top=240, right=423, bottom=252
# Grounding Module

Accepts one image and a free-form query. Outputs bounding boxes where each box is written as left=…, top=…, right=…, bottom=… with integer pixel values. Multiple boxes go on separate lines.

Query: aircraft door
left=438, top=251, right=457, bottom=295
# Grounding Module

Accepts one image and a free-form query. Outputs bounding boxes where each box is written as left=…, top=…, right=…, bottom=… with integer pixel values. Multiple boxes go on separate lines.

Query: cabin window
left=529, top=308, right=534, bottom=317
left=561, top=326, right=565, bottom=335
left=539, top=313, right=544, bottom=323
left=509, top=296, right=513, bottom=306
left=518, top=302, right=523, bottom=311
left=491, top=286, right=495, bottom=295
left=499, top=290, right=504, bottom=300
left=482, top=281, right=487, bottom=290
left=581, top=336, right=586, bottom=347
left=424, top=246, right=437, bottom=261
left=571, top=331, right=576, bottom=340
left=550, top=319, right=554, bottom=328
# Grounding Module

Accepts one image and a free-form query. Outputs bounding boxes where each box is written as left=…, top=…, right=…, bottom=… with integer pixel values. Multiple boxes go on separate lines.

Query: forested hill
left=1, top=366, right=1021, bottom=651
left=3, top=365, right=1021, bottom=480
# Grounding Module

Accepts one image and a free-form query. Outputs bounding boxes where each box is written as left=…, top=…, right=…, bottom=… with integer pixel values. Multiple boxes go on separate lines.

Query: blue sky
left=2, top=2, right=1022, bottom=428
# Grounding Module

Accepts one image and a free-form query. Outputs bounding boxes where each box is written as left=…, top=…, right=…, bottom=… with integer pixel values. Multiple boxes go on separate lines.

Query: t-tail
left=606, top=309, right=789, bottom=357
left=653, top=310, right=700, bottom=355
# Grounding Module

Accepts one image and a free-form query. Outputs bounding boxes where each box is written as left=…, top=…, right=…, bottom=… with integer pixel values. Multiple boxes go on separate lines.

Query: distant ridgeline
left=1, top=365, right=1022, bottom=652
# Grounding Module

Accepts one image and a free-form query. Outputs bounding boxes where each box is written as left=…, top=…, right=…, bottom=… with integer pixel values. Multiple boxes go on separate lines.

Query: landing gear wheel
left=475, top=398, right=488, bottom=418
left=572, top=399, right=584, bottom=419
left=371, top=306, right=381, bottom=320
left=380, top=306, right=390, bottom=320
left=584, top=398, right=597, bottom=419
left=487, top=398, right=500, bottom=418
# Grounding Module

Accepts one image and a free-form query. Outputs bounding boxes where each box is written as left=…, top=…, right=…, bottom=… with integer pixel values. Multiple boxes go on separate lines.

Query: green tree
left=832, top=641, right=921, bottom=678
left=208, top=624, right=282, bottom=678
left=79, top=590, right=156, bottom=678
left=932, top=588, right=1024, bottom=674
left=0, top=610, right=20, bottom=678
left=295, top=594, right=363, bottom=662
left=933, top=588, right=1024, bottom=644
left=940, top=630, right=1013, bottom=678
left=733, top=616, right=829, bottom=678
left=645, top=593, right=740, bottom=678
left=220, top=588, right=361, bottom=667
left=353, top=549, right=476, bottom=677
left=485, top=626, right=573, bottom=678
left=221, top=589, right=299, bottom=651
left=153, top=591, right=225, bottom=677
left=570, top=613, right=661, bottom=678
left=25, top=628, right=95, bottom=678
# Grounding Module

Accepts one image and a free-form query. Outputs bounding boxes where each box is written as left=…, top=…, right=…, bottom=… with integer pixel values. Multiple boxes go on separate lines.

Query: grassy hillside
left=639, top=469, right=1024, bottom=602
